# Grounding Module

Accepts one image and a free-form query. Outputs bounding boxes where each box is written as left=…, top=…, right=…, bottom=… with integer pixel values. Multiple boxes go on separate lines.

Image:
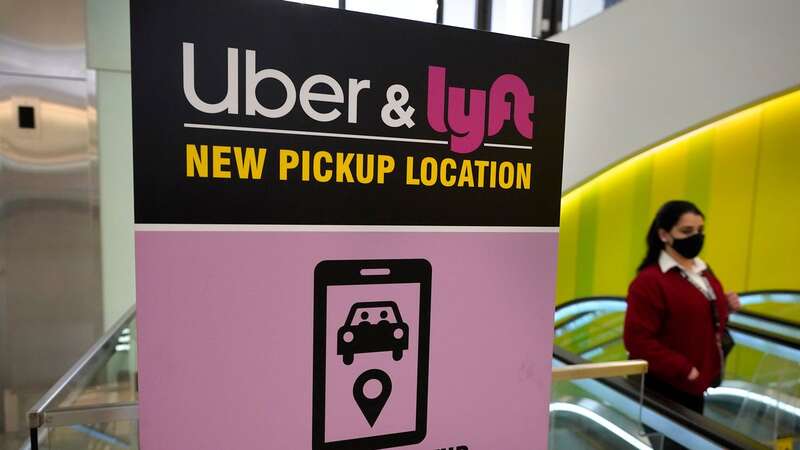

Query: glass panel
left=490, top=0, right=534, bottom=37
left=46, top=316, right=138, bottom=411
left=708, top=345, right=800, bottom=446
left=45, top=420, right=139, bottom=450
left=347, top=0, right=438, bottom=23
left=550, top=370, right=663, bottom=449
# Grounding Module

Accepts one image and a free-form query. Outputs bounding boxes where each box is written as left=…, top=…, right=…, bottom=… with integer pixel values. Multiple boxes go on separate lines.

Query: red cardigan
left=623, top=264, right=729, bottom=396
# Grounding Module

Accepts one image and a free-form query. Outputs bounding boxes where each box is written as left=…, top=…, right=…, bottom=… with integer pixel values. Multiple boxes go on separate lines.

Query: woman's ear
left=657, top=228, right=670, bottom=245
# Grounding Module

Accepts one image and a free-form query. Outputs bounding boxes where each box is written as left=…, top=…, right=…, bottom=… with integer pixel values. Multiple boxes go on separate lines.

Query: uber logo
left=182, top=42, right=371, bottom=124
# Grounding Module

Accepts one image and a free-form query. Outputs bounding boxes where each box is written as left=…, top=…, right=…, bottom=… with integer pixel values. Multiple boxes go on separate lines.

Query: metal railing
left=26, top=306, right=137, bottom=450
left=552, top=359, right=647, bottom=381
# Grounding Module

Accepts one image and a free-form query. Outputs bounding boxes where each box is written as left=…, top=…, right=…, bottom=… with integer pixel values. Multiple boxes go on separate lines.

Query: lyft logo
left=427, top=66, right=534, bottom=154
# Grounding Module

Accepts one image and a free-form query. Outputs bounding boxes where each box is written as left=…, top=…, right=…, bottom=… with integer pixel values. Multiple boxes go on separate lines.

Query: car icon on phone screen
left=337, top=301, right=409, bottom=365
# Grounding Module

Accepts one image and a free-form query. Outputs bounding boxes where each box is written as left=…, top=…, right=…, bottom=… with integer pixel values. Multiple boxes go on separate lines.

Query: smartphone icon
left=312, top=259, right=431, bottom=450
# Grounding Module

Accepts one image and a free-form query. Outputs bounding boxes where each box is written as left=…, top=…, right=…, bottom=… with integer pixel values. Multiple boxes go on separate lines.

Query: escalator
left=550, top=348, right=771, bottom=450
left=26, top=293, right=798, bottom=449
left=553, top=291, right=800, bottom=449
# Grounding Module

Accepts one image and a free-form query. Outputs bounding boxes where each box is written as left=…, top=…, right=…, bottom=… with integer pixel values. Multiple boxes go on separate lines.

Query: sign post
left=131, top=2, right=568, bottom=449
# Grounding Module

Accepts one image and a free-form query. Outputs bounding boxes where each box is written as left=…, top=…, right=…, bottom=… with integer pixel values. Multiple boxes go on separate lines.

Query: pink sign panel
left=136, top=231, right=559, bottom=449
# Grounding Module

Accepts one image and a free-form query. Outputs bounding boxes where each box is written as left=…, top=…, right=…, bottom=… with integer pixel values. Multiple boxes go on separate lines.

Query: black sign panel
left=130, top=0, right=568, bottom=226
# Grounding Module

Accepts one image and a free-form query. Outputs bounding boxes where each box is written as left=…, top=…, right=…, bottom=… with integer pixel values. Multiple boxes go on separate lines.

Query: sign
left=130, top=1, right=568, bottom=449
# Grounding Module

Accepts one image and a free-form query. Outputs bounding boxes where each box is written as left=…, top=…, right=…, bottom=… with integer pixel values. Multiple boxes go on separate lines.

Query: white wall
left=551, top=0, right=800, bottom=190
left=86, top=0, right=134, bottom=329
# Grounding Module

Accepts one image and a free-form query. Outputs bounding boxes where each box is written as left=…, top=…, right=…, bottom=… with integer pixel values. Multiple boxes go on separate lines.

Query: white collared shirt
left=659, top=250, right=713, bottom=298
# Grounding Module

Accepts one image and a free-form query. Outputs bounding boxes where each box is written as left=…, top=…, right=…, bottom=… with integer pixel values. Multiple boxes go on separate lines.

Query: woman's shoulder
left=633, top=264, right=664, bottom=282
left=628, top=265, right=667, bottom=303
left=629, top=264, right=668, bottom=291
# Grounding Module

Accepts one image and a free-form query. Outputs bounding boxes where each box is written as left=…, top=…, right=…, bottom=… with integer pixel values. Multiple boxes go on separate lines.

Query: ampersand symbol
left=381, top=84, right=415, bottom=128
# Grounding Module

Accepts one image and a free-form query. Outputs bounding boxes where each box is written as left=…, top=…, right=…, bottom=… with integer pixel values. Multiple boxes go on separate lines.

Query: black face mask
left=670, top=233, right=704, bottom=259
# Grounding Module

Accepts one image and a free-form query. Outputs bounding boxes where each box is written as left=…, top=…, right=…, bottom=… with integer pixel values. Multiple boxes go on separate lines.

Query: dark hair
left=637, top=200, right=704, bottom=272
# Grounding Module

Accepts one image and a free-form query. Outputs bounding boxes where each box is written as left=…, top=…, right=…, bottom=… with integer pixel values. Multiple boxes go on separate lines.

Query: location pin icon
left=353, top=369, right=392, bottom=427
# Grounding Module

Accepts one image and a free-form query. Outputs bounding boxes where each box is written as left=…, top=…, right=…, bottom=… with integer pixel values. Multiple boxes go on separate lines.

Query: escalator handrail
left=728, top=319, right=800, bottom=350
left=555, top=296, right=800, bottom=350
left=734, top=308, right=800, bottom=330
left=555, top=294, right=632, bottom=311
left=553, top=346, right=772, bottom=450
left=555, top=290, right=800, bottom=313
left=734, top=289, right=800, bottom=296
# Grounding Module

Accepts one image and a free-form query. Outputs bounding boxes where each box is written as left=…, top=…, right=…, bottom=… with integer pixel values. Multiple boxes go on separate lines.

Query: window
left=443, top=0, right=476, bottom=28
left=562, top=0, right=605, bottom=29
left=491, top=0, right=534, bottom=37
left=283, top=0, right=339, bottom=8
left=347, top=0, right=438, bottom=23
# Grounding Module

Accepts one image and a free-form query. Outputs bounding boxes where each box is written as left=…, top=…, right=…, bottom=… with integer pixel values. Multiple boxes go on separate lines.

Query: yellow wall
left=556, top=88, right=800, bottom=304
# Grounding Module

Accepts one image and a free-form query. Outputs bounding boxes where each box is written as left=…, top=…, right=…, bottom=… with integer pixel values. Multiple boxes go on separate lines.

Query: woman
left=623, top=200, right=741, bottom=414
